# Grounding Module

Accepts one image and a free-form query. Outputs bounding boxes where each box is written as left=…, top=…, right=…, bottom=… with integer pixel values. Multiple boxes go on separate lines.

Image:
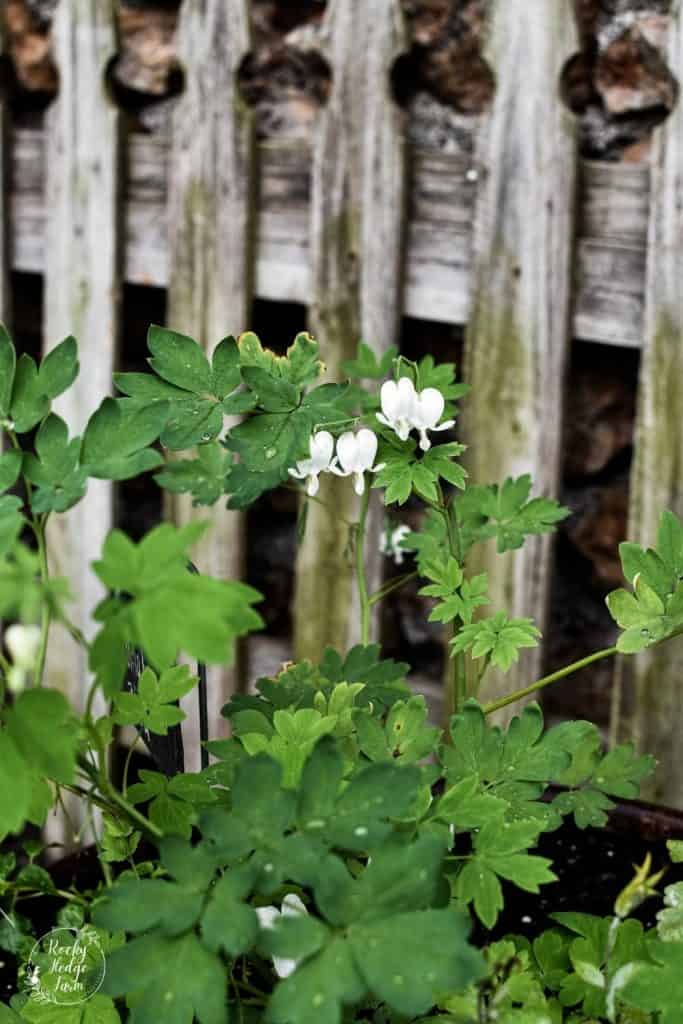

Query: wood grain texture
left=42, top=0, right=120, bottom=839
left=0, top=16, right=9, bottom=327
left=292, top=0, right=408, bottom=662
left=165, top=0, right=254, bottom=762
left=610, top=7, right=683, bottom=805
left=462, top=0, right=579, bottom=722
left=9, top=126, right=648, bottom=346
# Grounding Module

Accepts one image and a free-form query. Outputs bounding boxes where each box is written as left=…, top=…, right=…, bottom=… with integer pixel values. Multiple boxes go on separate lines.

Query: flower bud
left=5, top=624, right=42, bottom=671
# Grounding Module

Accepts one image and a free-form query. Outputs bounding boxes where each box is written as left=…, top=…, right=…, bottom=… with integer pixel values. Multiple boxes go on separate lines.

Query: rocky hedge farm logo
left=24, top=927, right=106, bottom=1005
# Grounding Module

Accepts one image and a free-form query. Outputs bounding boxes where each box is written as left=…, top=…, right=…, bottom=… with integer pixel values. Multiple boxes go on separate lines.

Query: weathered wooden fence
left=2, top=0, right=683, bottom=803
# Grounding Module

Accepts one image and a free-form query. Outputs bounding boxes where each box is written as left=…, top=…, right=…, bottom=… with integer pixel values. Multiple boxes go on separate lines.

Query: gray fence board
left=462, top=0, right=579, bottom=721
left=164, top=0, right=254, bottom=761
left=610, top=5, right=683, bottom=805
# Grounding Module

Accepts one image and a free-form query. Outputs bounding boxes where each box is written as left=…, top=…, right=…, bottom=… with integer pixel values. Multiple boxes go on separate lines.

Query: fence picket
left=462, top=0, right=578, bottom=722
left=166, top=0, right=254, bottom=761
left=41, top=0, right=120, bottom=840
left=0, top=16, right=9, bottom=326
left=610, top=6, right=683, bottom=805
left=293, top=0, right=407, bottom=662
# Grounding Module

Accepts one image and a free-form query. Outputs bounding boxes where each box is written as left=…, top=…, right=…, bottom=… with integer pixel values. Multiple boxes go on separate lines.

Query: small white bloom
left=6, top=666, right=27, bottom=695
left=256, top=894, right=308, bottom=979
left=376, top=378, right=417, bottom=441
left=331, top=429, right=385, bottom=496
left=5, top=624, right=42, bottom=671
left=380, top=523, right=411, bottom=565
left=411, top=387, right=455, bottom=451
left=288, top=430, right=335, bottom=496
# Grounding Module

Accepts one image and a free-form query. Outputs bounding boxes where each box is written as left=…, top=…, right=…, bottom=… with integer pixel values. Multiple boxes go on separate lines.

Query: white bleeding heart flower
left=411, top=387, right=455, bottom=451
left=380, top=523, right=411, bottom=565
left=255, top=893, right=308, bottom=978
left=4, top=623, right=42, bottom=671
left=331, top=429, right=385, bottom=496
left=376, top=378, right=417, bottom=441
left=288, top=430, right=335, bottom=496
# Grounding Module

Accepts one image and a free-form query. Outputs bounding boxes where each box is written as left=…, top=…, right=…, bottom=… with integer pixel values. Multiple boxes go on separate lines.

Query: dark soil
left=482, top=800, right=683, bottom=944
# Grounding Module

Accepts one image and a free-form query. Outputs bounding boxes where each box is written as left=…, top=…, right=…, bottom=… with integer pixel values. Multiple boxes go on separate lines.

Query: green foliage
left=450, top=613, right=541, bottom=671
left=374, top=441, right=466, bottom=505
left=90, top=521, right=263, bottom=693
left=112, top=665, right=197, bottom=734
left=341, top=342, right=398, bottom=380
left=0, top=325, right=677, bottom=1024
left=607, top=510, right=683, bottom=653
left=153, top=442, right=232, bottom=507
left=454, top=475, right=570, bottom=556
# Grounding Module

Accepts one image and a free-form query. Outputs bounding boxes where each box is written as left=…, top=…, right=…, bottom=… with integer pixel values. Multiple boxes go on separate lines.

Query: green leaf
left=10, top=354, right=50, bottom=433
left=349, top=909, right=485, bottom=1017
left=38, top=335, right=79, bottom=399
left=242, top=366, right=300, bottom=412
left=81, top=398, right=167, bottom=480
left=112, top=665, right=194, bottom=735
left=0, top=732, right=33, bottom=838
left=23, top=414, right=87, bottom=513
left=590, top=744, right=655, bottom=799
left=267, top=936, right=366, bottom=1024
left=341, top=342, right=398, bottom=380
left=454, top=476, right=569, bottom=557
left=91, top=523, right=262, bottom=683
left=657, top=882, right=683, bottom=942
left=101, top=931, right=226, bottom=1024
left=0, top=323, right=16, bottom=415
left=327, top=762, right=421, bottom=851
left=358, top=695, right=440, bottom=765
left=94, top=877, right=202, bottom=936
left=147, top=324, right=212, bottom=393
left=0, top=450, right=22, bottom=492
left=451, top=613, right=541, bottom=671
left=374, top=443, right=466, bottom=507
left=619, top=939, right=683, bottom=1024
left=0, top=495, right=24, bottom=557
left=4, top=689, right=79, bottom=784
left=201, top=865, right=258, bottom=956
left=19, top=993, right=121, bottom=1024
left=210, top=336, right=241, bottom=399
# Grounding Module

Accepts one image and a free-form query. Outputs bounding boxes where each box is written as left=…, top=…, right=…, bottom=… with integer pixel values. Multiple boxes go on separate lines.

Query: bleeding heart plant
left=0, top=324, right=681, bottom=1024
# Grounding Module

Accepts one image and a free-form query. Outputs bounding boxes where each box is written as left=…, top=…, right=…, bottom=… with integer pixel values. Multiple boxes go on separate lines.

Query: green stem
left=368, top=571, right=418, bottom=607
left=482, top=645, right=619, bottom=716
left=122, top=735, right=140, bottom=797
left=356, top=486, right=372, bottom=646
left=435, top=484, right=467, bottom=719
left=33, top=517, right=50, bottom=687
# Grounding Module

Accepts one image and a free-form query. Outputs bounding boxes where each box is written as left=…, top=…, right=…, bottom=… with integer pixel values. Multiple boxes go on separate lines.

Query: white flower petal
left=396, top=376, right=417, bottom=417
left=306, top=474, right=321, bottom=497
left=355, top=428, right=378, bottom=471
left=415, top=387, right=445, bottom=429
left=256, top=905, right=280, bottom=930
left=431, top=419, right=455, bottom=433
left=353, top=472, right=366, bottom=495
left=5, top=624, right=42, bottom=670
left=335, top=431, right=359, bottom=474
left=281, top=894, right=307, bottom=917
left=309, top=430, right=334, bottom=470
left=379, top=380, right=400, bottom=420
left=273, top=955, right=299, bottom=979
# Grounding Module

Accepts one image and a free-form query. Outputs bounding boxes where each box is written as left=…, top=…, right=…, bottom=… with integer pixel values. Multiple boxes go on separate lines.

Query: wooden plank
left=0, top=15, right=9, bottom=326
left=165, top=0, right=254, bottom=764
left=461, top=0, right=579, bottom=723
left=609, top=6, right=683, bottom=805
left=42, top=0, right=120, bottom=839
left=9, top=125, right=651, bottom=345
left=292, top=0, right=408, bottom=662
